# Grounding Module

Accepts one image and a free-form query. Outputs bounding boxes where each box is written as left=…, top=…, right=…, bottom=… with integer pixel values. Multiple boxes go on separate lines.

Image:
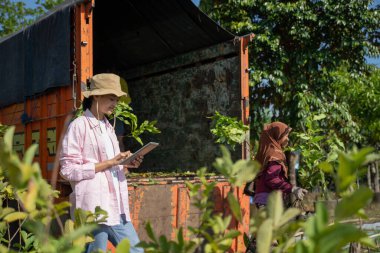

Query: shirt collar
left=84, top=109, right=113, bottom=130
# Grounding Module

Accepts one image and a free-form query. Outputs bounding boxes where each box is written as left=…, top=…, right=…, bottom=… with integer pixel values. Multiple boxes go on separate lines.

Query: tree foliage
left=0, top=0, right=64, bottom=38
left=330, top=67, right=380, bottom=147
left=200, top=0, right=380, bottom=149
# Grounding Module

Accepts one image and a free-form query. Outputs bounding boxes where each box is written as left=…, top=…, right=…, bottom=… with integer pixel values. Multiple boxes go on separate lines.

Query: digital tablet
left=119, top=142, right=159, bottom=165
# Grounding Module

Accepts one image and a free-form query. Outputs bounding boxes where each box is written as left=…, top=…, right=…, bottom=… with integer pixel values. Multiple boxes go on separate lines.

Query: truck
left=0, top=0, right=254, bottom=251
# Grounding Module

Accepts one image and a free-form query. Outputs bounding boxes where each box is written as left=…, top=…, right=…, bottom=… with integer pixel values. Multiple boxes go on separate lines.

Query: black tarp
left=0, top=6, right=72, bottom=108
left=0, top=0, right=235, bottom=108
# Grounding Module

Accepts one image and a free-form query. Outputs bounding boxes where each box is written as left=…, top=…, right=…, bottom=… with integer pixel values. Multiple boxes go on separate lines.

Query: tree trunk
left=374, top=162, right=379, bottom=193
left=288, top=152, right=298, bottom=205
left=367, top=164, right=372, bottom=190
left=373, top=161, right=380, bottom=203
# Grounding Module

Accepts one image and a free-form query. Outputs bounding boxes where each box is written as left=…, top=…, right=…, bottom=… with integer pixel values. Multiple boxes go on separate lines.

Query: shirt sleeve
left=264, top=163, right=292, bottom=194
left=59, top=120, right=95, bottom=182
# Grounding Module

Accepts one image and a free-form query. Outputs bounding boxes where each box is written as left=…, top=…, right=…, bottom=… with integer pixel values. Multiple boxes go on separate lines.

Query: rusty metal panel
left=122, top=178, right=249, bottom=253
left=129, top=184, right=175, bottom=240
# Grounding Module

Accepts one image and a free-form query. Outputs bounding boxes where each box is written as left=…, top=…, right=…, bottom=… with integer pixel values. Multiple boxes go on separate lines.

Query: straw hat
left=83, top=73, right=127, bottom=98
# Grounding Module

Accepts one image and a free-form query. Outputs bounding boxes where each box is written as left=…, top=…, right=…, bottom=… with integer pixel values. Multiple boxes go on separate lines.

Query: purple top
left=253, top=161, right=292, bottom=205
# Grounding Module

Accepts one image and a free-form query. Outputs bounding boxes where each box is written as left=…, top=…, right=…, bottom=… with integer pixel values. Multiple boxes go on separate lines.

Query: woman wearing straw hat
left=60, top=73, right=144, bottom=253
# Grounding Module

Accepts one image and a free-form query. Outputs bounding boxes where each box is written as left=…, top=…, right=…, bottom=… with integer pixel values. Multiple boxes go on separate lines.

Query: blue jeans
left=86, top=214, right=144, bottom=253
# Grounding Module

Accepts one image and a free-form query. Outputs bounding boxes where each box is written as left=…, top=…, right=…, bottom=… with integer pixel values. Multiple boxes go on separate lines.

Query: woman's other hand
left=292, top=186, right=308, bottom=200
left=123, top=155, right=144, bottom=171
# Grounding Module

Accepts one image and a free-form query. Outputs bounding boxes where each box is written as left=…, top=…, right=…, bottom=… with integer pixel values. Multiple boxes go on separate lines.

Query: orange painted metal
left=240, top=33, right=255, bottom=160
left=237, top=33, right=255, bottom=252
left=0, top=103, right=25, bottom=156
left=0, top=87, right=74, bottom=177
left=74, top=0, right=94, bottom=107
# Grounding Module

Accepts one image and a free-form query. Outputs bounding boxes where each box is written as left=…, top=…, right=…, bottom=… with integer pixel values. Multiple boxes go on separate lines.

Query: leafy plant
left=209, top=111, right=249, bottom=150
left=290, top=114, right=344, bottom=193
left=0, top=126, right=104, bottom=253
left=110, top=101, right=160, bottom=146
left=250, top=191, right=301, bottom=253
left=291, top=148, right=380, bottom=253
left=12, top=230, right=38, bottom=252
left=137, top=223, right=196, bottom=253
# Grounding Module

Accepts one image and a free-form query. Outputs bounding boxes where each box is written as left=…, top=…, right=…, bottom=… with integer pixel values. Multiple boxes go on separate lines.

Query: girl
left=60, top=73, right=144, bottom=253
left=253, top=122, right=307, bottom=208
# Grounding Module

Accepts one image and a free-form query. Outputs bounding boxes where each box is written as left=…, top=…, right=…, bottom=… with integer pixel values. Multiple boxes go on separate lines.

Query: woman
left=253, top=122, right=307, bottom=208
left=60, top=73, right=144, bottom=253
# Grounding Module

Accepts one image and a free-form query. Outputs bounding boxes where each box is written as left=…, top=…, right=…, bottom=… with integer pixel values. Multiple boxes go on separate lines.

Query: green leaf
left=313, top=114, right=326, bottom=121
left=227, top=192, right=242, bottom=222
left=116, top=238, right=131, bottom=253
left=61, top=224, right=97, bottom=244
left=256, top=219, right=273, bottom=253
left=21, top=179, right=38, bottom=211
left=277, top=208, right=300, bottom=227
left=145, top=222, right=158, bottom=243
left=365, top=153, right=380, bottom=164
left=64, top=219, right=74, bottom=234
left=54, top=201, right=71, bottom=215
left=319, top=162, right=333, bottom=173
left=335, top=187, right=373, bottom=220
left=0, top=207, right=15, bottom=219
left=318, top=223, right=376, bottom=253
left=337, top=148, right=375, bottom=192
left=23, top=144, right=38, bottom=165
left=4, top=211, right=27, bottom=223
left=267, top=191, right=283, bottom=227
left=232, top=159, right=260, bottom=187
left=3, top=126, right=15, bottom=150
left=223, top=230, right=240, bottom=239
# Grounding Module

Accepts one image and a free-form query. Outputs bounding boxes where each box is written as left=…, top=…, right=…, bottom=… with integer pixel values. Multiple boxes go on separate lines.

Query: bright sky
left=21, top=0, right=380, bottom=66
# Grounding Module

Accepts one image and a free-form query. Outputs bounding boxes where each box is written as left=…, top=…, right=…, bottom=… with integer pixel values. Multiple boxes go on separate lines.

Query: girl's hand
left=110, top=151, right=131, bottom=166
left=123, top=155, right=144, bottom=169
left=95, top=151, right=131, bottom=173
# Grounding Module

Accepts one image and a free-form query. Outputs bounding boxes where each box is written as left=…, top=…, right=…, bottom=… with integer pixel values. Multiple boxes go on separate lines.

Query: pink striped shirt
left=60, top=109, right=131, bottom=226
